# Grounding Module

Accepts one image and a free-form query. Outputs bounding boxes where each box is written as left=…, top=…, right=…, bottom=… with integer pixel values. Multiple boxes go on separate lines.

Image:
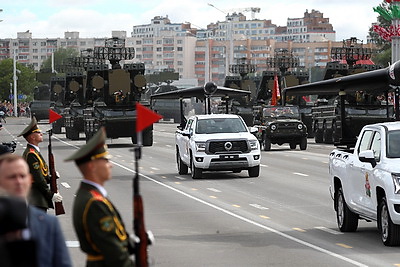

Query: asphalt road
left=1, top=117, right=399, bottom=267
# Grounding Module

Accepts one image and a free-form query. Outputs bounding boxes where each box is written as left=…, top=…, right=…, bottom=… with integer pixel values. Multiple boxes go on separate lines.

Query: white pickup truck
left=329, top=122, right=400, bottom=246
left=175, top=114, right=261, bottom=179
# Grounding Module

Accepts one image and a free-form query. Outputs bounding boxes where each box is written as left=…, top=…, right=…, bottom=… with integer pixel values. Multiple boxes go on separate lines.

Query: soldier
left=65, top=127, right=135, bottom=267
left=18, top=117, right=62, bottom=212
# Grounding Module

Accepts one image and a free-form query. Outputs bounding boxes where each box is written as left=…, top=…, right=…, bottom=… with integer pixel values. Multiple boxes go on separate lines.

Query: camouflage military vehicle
left=253, top=105, right=308, bottom=151
left=82, top=37, right=150, bottom=144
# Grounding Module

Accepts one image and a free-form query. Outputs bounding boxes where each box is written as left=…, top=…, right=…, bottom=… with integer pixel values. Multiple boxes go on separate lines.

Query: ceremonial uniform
left=65, top=127, right=134, bottom=267
left=18, top=117, right=54, bottom=210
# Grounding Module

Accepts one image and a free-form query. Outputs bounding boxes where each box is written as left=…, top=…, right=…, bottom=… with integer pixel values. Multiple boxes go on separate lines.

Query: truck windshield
left=196, top=118, right=247, bottom=134
left=387, top=130, right=400, bottom=158
left=262, top=106, right=300, bottom=119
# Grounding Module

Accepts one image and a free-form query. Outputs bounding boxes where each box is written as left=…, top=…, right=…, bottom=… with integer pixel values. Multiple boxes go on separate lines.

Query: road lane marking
left=293, top=172, right=309, bottom=177
left=207, top=188, right=221, bottom=193
left=209, top=196, right=217, bottom=199
left=293, top=228, right=306, bottom=232
left=66, top=241, right=80, bottom=248
left=260, top=164, right=268, bottom=168
left=175, top=182, right=181, bottom=185
left=175, top=176, right=186, bottom=180
left=74, top=147, right=368, bottom=267
left=232, top=204, right=240, bottom=208
left=61, top=182, right=71, bottom=189
left=161, top=176, right=167, bottom=179
left=249, top=204, right=269, bottom=210
left=166, top=144, right=172, bottom=147
left=150, top=167, right=159, bottom=171
left=191, top=188, right=198, bottom=191
left=314, top=226, right=343, bottom=235
left=336, top=243, right=353, bottom=249
left=259, top=215, right=270, bottom=219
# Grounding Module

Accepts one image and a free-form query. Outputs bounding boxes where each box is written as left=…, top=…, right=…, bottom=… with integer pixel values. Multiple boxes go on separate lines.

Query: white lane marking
left=249, top=203, right=269, bottom=210
left=115, top=155, right=122, bottom=158
left=314, top=226, right=343, bottom=235
left=175, top=176, right=186, bottom=180
left=110, top=160, right=367, bottom=267
left=207, top=188, right=221, bottom=193
left=61, top=182, right=71, bottom=189
left=293, top=172, right=309, bottom=177
left=166, top=144, right=172, bottom=147
left=150, top=167, right=159, bottom=171
left=260, top=164, right=268, bottom=168
left=66, top=241, right=80, bottom=248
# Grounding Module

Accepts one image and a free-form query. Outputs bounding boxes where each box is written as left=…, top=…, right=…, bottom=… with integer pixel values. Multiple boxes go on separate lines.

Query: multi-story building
left=0, top=10, right=374, bottom=86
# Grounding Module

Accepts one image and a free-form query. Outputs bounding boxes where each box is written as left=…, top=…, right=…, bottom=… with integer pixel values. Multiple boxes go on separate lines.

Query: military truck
left=253, top=105, right=308, bottom=151
left=49, top=76, right=66, bottom=134
left=31, top=84, right=54, bottom=122
left=82, top=37, right=150, bottom=144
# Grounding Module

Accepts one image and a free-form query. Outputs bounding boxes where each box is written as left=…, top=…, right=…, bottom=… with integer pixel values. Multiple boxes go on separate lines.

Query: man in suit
left=65, top=127, right=135, bottom=267
left=0, top=153, right=72, bottom=267
left=18, top=117, right=62, bottom=212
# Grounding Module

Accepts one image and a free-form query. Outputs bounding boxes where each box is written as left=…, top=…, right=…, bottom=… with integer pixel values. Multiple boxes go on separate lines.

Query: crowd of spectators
left=0, top=101, right=31, bottom=119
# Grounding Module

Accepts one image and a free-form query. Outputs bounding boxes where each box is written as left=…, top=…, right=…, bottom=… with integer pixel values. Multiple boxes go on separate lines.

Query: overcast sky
left=0, top=0, right=383, bottom=42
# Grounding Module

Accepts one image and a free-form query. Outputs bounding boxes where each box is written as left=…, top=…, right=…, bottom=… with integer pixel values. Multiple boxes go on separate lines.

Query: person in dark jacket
left=65, top=127, right=135, bottom=267
left=0, top=153, right=72, bottom=267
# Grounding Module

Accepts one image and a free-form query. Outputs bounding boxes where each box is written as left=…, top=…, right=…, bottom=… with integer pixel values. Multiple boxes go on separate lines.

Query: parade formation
left=3, top=1, right=400, bottom=267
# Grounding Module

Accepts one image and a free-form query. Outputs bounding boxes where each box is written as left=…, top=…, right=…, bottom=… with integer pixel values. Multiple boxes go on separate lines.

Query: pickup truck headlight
left=392, top=173, right=400, bottom=194
left=249, top=140, right=259, bottom=150
left=195, top=142, right=206, bottom=152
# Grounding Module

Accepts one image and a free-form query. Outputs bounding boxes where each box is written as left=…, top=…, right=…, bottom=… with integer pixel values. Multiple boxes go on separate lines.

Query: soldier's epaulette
left=28, top=148, right=38, bottom=156
left=89, top=190, right=105, bottom=202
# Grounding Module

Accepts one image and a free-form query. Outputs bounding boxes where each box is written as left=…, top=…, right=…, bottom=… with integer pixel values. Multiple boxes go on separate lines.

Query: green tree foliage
left=369, top=1, right=392, bottom=64
left=40, top=47, right=79, bottom=72
left=0, top=58, right=39, bottom=102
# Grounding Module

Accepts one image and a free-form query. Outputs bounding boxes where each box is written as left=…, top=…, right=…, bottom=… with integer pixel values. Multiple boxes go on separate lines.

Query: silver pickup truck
left=329, top=122, right=400, bottom=246
left=175, top=114, right=261, bottom=179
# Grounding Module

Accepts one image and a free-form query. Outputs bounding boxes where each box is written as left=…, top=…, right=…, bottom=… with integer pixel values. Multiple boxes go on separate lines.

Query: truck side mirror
left=359, top=150, right=377, bottom=168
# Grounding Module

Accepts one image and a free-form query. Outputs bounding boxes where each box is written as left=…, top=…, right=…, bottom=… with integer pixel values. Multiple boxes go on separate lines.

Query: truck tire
left=248, top=165, right=260, bottom=177
left=142, top=128, right=153, bottom=146
left=69, top=128, right=80, bottom=140
left=190, top=154, right=202, bottom=179
left=289, top=142, right=296, bottom=149
left=323, top=125, right=333, bottom=144
left=378, top=197, right=400, bottom=246
left=176, top=149, right=188, bottom=175
left=314, top=128, right=323, bottom=143
left=336, top=187, right=359, bottom=232
left=53, top=120, right=62, bottom=134
left=263, top=136, right=271, bottom=151
left=300, top=137, right=307, bottom=150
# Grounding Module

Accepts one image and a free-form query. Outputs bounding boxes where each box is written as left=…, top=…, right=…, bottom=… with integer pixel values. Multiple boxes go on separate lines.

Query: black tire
left=314, top=128, right=323, bottom=143
left=336, top=187, right=359, bottom=232
left=378, top=197, right=400, bottom=246
left=85, top=132, right=93, bottom=143
left=142, top=128, right=153, bottom=146
left=263, top=136, right=271, bottom=151
left=323, top=125, right=333, bottom=144
left=176, top=149, right=188, bottom=175
left=300, top=137, right=307, bottom=150
left=52, top=120, right=62, bottom=134
left=248, top=165, right=260, bottom=177
left=191, top=154, right=202, bottom=179
left=289, top=142, right=296, bottom=149
left=69, top=128, right=80, bottom=140
left=332, top=121, right=339, bottom=144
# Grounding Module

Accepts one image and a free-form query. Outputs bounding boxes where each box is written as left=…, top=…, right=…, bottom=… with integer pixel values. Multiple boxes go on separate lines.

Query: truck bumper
left=192, top=152, right=261, bottom=171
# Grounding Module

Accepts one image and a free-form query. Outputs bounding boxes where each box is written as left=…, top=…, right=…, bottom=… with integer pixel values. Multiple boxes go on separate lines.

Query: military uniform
left=65, top=127, right=134, bottom=267
left=18, top=117, right=53, bottom=210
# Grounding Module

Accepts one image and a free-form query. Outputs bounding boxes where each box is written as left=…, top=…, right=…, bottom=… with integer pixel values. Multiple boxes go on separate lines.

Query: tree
left=0, top=58, right=39, bottom=102
left=40, top=47, right=79, bottom=72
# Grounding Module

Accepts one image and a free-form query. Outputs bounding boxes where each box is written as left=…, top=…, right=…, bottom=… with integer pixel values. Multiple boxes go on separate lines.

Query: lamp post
left=13, top=51, right=18, bottom=117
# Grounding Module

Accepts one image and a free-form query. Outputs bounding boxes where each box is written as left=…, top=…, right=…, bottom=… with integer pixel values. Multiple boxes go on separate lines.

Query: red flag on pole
left=271, top=74, right=280, bottom=106
left=49, top=109, right=63, bottom=124
left=136, top=103, right=163, bottom=133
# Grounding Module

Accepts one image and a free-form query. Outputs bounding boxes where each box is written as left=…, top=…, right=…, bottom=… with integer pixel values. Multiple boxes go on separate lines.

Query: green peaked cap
left=64, top=127, right=111, bottom=165
left=17, top=117, right=41, bottom=138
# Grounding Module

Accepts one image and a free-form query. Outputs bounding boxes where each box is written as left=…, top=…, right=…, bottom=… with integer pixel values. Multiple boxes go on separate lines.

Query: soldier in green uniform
left=18, top=116, right=63, bottom=212
left=65, top=127, right=135, bottom=267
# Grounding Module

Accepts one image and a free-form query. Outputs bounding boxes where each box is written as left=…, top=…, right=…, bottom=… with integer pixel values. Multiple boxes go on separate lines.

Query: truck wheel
left=323, top=126, right=333, bottom=144
left=176, top=149, right=188, bottom=175
left=69, top=128, right=80, bottom=140
left=289, top=142, right=296, bottom=149
left=378, top=197, right=400, bottom=246
left=65, top=128, right=71, bottom=139
left=190, top=155, right=202, bottom=179
left=53, top=120, right=62, bottom=134
left=263, top=136, right=271, bottom=151
left=314, top=129, right=323, bottom=143
left=248, top=165, right=260, bottom=177
left=300, top=137, right=307, bottom=150
left=336, top=187, right=358, bottom=232
left=142, top=128, right=153, bottom=146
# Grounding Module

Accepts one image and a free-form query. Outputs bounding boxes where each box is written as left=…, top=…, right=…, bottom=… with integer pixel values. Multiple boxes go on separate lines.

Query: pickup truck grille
left=208, top=140, right=249, bottom=154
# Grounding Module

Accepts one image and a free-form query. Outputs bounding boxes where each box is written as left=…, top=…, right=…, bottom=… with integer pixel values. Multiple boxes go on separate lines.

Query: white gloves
left=52, top=192, right=63, bottom=203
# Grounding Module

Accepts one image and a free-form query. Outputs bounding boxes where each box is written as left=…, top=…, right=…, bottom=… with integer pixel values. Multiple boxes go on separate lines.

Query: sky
left=0, top=0, right=384, bottom=42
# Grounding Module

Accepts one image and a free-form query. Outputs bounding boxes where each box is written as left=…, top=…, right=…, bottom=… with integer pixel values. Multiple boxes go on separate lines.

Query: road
left=1, top=117, right=399, bottom=267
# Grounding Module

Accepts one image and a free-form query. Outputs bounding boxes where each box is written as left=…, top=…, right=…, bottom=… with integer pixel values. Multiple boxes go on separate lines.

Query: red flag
left=271, top=74, right=280, bottom=106
left=49, top=109, right=62, bottom=124
left=136, top=103, right=163, bottom=133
